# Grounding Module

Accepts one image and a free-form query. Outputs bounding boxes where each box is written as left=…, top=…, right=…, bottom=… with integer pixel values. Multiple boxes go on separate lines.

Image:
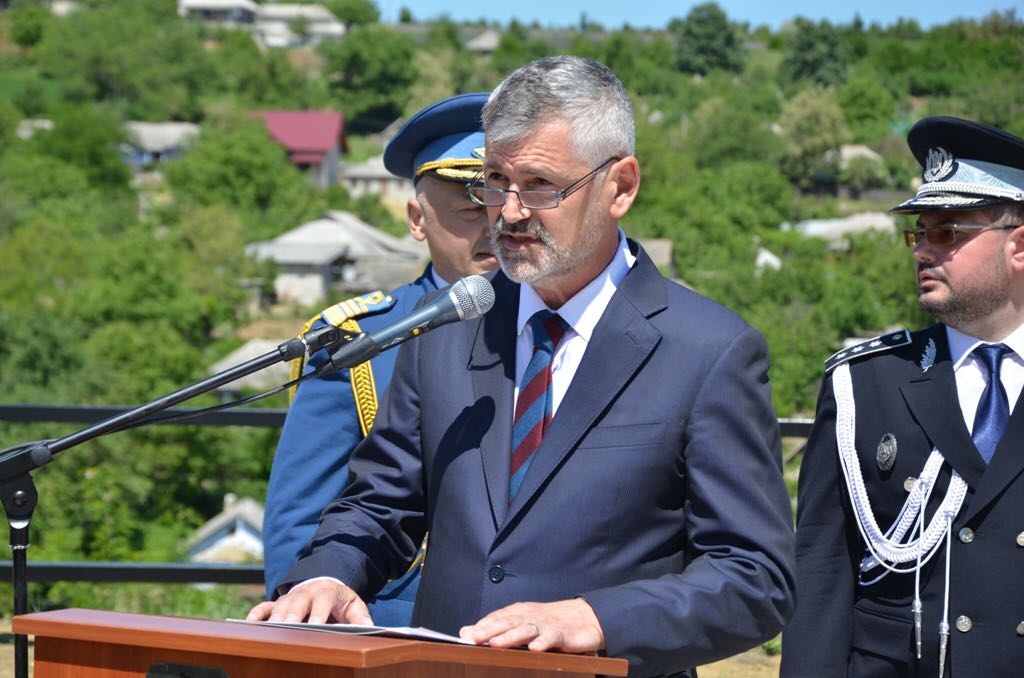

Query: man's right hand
left=245, top=578, right=374, bottom=625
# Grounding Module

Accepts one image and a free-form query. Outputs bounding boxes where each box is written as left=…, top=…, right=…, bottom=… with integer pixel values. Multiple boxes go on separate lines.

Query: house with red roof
left=253, top=110, right=346, bottom=188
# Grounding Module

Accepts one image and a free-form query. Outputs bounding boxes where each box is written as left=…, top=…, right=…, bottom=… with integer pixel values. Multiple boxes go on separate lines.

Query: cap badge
left=877, top=433, right=898, bottom=472
left=923, top=146, right=957, bottom=182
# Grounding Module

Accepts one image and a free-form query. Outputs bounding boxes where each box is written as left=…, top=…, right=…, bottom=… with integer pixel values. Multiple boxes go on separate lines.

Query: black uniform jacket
left=782, top=325, right=1024, bottom=678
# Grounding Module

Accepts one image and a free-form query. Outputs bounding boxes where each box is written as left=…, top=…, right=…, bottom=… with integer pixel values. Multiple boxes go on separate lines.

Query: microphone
left=315, top=275, right=496, bottom=376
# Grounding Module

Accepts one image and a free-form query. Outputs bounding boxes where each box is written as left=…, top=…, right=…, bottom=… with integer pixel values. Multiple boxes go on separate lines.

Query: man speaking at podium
left=248, top=56, right=795, bottom=678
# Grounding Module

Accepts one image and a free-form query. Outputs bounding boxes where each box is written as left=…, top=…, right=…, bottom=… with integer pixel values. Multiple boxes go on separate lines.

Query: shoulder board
left=321, top=290, right=395, bottom=327
left=824, top=329, right=912, bottom=373
left=287, top=290, right=394, bottom=402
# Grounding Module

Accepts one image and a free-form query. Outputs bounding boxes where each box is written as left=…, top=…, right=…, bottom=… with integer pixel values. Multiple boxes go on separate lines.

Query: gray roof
left=783, top=212, right=896, bottom=243
left=191, top=495, right=264, bottom=545
left=466, top=28, right=501, bottom=52
left=178, top=0, right=259, bottom=12
left=246, top=211, right=422, bottom=267
left=209, top=339, right=292, bottom=391
left=125, top=121, right=200, bottom=153
left=339, top=154, right=395, bottom=181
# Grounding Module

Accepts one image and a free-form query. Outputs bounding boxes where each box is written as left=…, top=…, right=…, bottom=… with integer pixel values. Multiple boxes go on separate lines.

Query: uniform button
left=904, top=477, right=917, bottom=492
left=488, top=565, right=505, bottom=583
left=1017, top=622, right=1024, bottom=636
left=958, top=527, right=974, bottom=544
left=1016, top=532, right=1024, bottom=547
left=955, top=615, right=972, bottom=633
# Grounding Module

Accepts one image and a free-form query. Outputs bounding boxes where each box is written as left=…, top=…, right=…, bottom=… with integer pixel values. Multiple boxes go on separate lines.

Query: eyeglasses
left=902, top=223, right=1020, bottom=248
left=466, top=157, right=620, bottom=210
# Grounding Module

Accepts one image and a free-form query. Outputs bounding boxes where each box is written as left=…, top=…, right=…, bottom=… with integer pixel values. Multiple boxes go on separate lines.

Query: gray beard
left=492, top=216, right=596, bottom=285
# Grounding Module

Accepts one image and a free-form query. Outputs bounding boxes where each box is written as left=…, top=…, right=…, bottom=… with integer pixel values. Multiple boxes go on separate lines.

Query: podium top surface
left=14, top=608, right=628, bottom=676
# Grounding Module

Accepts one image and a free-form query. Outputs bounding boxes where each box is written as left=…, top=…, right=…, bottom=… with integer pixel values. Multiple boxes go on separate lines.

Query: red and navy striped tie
left=509, top=311, right=570, bottom=501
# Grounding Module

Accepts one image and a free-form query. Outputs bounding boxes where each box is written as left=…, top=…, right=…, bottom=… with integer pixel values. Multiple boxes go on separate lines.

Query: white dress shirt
left=513, top=229, right=636, bottom=416
left=946, top=322, right=1024, bottom=432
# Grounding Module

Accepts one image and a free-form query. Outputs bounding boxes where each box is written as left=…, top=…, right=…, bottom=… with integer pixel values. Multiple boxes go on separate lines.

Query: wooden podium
left=14, top=608, right=628, bottom=677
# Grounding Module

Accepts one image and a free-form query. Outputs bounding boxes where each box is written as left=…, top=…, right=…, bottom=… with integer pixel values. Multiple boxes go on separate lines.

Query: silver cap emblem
left=877, top=433, right=898, bottom=471
left=923, top=147, right=956, bottom=182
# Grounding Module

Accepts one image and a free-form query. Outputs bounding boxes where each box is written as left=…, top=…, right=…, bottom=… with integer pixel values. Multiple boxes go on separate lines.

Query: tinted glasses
left=902, top=224, right=1020, bottom=248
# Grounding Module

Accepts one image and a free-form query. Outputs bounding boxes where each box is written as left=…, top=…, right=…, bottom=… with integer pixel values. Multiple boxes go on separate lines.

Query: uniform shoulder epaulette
left=319, top=290, right=395, bottom=327
left=289, top=291, right=395, bottom=402
left=824, top=329, right=912, bottom=373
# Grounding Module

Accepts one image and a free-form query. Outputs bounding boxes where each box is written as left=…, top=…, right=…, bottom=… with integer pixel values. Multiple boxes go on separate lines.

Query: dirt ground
left=0, top=620, right=778, bottom=678
left=699, top=647, right=781, bottom=677
left=0, top=621, right=30, bottom=678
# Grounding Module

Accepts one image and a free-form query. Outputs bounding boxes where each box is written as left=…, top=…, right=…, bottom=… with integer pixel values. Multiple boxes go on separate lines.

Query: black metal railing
left=0, top=403, right=813, bottom=585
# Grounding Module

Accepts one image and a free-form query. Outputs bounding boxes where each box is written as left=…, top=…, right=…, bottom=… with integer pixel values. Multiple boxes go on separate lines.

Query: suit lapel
left=962, top=376, right=1024, bottom=523
left=899, top=329, right=987, bottom=491
left=471, top=273, right=519, bottom=529
left=502, top=248, right=666, bottom=531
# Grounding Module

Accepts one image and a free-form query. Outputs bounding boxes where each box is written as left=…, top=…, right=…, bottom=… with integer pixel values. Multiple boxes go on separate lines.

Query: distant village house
left=253, top=110, right=346, bottom=188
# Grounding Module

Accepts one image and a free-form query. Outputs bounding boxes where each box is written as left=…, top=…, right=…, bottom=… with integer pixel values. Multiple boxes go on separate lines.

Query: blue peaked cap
left=383, top=92, right=488, bottom=184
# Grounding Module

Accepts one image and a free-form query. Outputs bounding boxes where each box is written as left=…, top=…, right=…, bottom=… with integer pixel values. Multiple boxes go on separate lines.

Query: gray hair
left=482, top=56, right=635, bottom=165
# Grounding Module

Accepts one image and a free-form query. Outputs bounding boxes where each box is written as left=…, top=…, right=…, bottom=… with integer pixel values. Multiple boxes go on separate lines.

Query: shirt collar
left=431, top=266, right=450, bottom=290
left=946, top=321, right=1024, bottom=370
left=516, top=228, right=636, bottom=340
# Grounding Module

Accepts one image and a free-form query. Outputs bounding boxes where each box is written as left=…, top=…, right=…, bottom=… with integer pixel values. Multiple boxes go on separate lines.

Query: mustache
left=493, top=216, right=555, bottom=244
left=917, top=265, right=947, bottom=282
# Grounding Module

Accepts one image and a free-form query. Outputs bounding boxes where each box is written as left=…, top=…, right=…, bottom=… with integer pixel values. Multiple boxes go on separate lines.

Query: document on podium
left=230, top=619, right=478, bottom=645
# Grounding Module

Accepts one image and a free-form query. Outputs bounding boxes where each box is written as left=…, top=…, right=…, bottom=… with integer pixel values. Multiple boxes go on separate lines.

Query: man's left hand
left=459, top=599, right=605, bottom=653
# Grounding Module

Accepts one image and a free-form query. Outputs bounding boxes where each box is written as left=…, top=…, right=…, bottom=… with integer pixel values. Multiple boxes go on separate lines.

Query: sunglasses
left=902, top=223, right=1020, bottom=248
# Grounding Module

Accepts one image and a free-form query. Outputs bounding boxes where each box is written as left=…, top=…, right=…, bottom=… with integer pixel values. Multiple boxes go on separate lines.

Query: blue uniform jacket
left=263, top=267, right=438, bottom=625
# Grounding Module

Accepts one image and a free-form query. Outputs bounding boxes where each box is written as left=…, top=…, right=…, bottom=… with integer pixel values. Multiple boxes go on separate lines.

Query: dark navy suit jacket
left=282, top=244, right=795, bottom=676
left=263, top=268, right=438, bottom=624
left=782, top=325, right=1024, bottom=677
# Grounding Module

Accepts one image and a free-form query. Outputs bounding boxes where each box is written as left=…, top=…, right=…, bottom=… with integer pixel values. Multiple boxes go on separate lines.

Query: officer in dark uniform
left=782, top=117, right=1024, bottom=677
left=262, top=93, right=498, bottom=623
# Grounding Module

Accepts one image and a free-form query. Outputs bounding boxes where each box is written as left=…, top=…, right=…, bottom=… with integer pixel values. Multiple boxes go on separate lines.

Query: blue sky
left=378, top=1, right=1019, bottom=31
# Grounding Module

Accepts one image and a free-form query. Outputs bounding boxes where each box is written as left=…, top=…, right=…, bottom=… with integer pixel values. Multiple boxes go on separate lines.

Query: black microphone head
left=449, top=275, right=496, bottom=320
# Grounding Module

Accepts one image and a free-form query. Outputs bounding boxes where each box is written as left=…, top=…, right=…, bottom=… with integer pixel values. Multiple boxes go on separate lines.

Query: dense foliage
left=0, top=1, right=1017, bottom=617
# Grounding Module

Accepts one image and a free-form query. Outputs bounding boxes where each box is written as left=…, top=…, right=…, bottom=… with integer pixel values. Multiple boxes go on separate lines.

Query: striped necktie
left=509, top=311, right=570, bottom=501
left=972, top=343, right=1013, bottom=464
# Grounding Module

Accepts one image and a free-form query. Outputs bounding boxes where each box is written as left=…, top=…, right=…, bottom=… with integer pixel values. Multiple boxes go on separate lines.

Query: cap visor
left=889, top=192, right=1006, bottom=214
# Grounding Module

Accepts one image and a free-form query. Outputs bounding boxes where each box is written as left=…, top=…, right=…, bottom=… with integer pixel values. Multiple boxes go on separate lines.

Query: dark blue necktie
left=971, top=343, right=1013, bottom=464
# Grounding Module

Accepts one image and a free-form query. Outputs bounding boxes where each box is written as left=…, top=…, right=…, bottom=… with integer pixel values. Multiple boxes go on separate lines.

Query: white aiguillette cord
left=833, top=363, right=966, bottom=675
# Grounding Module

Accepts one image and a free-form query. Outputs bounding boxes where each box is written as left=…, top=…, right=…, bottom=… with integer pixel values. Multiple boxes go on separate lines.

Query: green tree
left=163, top=114, right=324, bottom=240
left=0, top=100, right=20, bottom=144
left=490, top=20, right=552, bottom=74
left=35, top=1, right=212, bottom=121
left=14, top=77, right=51, bottom=117
left=398, top=7, right=413, bottom=23
left=31, top=104, right=132, bottom=190
left=685, top=94, right=781, bottom=169
left=323, top=0, right=380, bottom=28
left=838, top=75, right=897, bottom=143
left=777, top=88, right=850, bottom=189
left=9, top=2, right=52, bottom=48
left=670, top=2, right=744, bottom=75
left=779, top=19, right=847, bottom=89
left=319, top=25, right=416, bottom=130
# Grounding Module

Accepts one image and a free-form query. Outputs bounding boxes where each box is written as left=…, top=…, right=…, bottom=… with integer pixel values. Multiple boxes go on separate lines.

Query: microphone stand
left=0, top=328, right=348, bottom=678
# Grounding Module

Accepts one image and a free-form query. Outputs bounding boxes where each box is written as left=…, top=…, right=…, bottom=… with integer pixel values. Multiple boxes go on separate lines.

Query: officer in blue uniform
left=263, top=93, right=498, bottom=624
left=782, top=117, right=1024, bottom=677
